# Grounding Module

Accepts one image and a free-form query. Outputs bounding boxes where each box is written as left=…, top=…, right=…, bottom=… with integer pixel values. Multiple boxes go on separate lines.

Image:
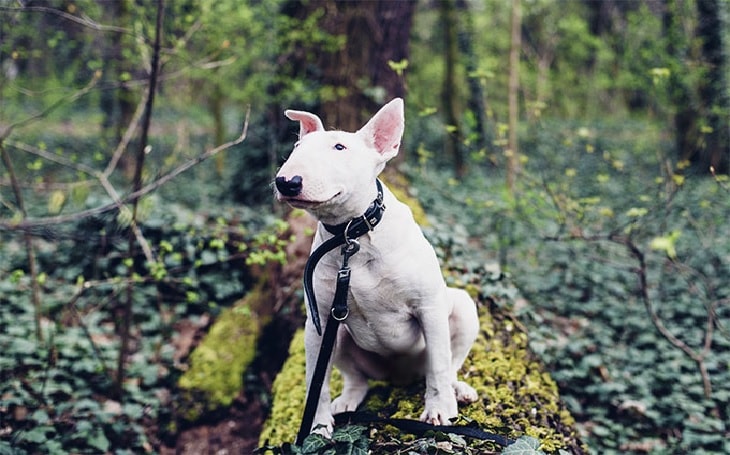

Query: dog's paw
left=420, top=394, right=458, bottom=426
left=331, top=389, right=367, bottom=414
left=311, top=414, right=335, bottom=439
left=453, top=380, right=478, bottom=403
left=419, top=406, right=455, bottom=426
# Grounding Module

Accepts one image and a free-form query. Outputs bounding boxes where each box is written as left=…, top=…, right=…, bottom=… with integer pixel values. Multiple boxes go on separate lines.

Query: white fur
left=275, top=98, right=479, bottom=436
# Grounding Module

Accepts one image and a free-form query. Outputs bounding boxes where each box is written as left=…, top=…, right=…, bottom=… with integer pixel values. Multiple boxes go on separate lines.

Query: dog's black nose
left=275, top=175, right=303, bottom=197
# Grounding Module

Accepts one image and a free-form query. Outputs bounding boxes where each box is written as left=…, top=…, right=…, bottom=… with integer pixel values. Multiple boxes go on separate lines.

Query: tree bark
left=665, top=0, right=729, bottom=173
left=441, top=0, right=464, bottom=178
left=507, top=0, right=521, bottom=193
left=277, top=0, right=414, bottom=130
left=696, top=0, right=729, bottom=173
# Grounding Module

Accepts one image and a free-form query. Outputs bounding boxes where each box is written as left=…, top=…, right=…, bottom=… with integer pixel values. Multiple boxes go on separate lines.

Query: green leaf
left=300, top=433, right=329, bottom=453
left=87, top=428, right=110, bottom=452
left=331, top=425, right=366, bottom=444
left=20, top=426, right=53, bottom=444
left=502, top=436, right=545, bottom=455
left=649, top=230, right=681, bottom=260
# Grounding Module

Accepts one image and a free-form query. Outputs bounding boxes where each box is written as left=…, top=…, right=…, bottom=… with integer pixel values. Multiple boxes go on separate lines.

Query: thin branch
left=547, top=232, right=714, bottom=399
left=5, top=140, right=99, bottom=176
left=0, top=142, right=43, bottom=341
left=0, top=115, right=250, bottom=231
left=116, top=0, right=165, bottom=399
left=0, top=5, right=136, bottom=37
left=0, top=72, right=100, bottom=141
left=104, top=90, right=148, bottom=178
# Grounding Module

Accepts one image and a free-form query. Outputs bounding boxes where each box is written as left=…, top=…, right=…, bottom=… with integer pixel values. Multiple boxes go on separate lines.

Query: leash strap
left=334, top=411, right=515, bottom=447
left=296, top=246, right=355, bottom=446
left=296, top=313, right=341, bottom=446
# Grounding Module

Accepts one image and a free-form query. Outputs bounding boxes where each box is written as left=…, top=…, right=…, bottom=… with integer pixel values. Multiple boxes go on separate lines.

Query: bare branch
left=0, top=113, right=250, bottom=231
left=546, top=231, right=715, bottom=399
left=0, top=5, right=136, bottom=37
left=0, top=72, right=101, bottom=141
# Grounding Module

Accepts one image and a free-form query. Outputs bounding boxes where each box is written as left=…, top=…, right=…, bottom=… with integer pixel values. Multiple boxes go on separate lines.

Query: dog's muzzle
left=275, top=175, right=303, bottom=197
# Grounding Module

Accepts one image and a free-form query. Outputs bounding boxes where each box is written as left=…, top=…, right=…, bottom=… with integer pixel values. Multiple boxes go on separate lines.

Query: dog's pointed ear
left=358, top=98, right=404, bottom=161
left=285, top=110, right=325, bottom=139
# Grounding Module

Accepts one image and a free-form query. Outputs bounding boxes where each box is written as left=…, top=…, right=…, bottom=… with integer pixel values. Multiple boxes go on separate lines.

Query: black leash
left=296, top=181, right=384, bottom=445
left=334, top=411, right=515, bottom=447
left=295, top=179, right=512, bottom=448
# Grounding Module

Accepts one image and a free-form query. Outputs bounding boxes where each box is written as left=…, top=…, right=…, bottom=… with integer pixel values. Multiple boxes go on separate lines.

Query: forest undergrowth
left=412, top=119, right=730, bottom=454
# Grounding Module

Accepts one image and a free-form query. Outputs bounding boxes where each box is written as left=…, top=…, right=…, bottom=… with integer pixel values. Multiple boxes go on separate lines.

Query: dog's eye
left=334, top=143, right=346, bottom=151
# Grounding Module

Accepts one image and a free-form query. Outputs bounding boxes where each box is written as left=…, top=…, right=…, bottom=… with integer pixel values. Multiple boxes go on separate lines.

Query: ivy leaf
left=331, top=425, right=366, bottom=444
left=336, top=443, right=368, bottom=455
left=300, top=433, right=328, bottom=454
left=501, top=436, right=545, bottom=455
left=87, top=427, right=110, bottom=452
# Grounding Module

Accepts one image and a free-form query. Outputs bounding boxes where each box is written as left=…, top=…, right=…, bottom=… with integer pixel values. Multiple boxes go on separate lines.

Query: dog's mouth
left=280, top=192, right=341, bottom=209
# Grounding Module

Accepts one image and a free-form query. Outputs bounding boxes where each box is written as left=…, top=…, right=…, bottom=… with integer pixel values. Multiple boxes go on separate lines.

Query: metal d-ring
left=343, top=219, right=355, bottom=245
left=331, top=306, right=349, bottom=321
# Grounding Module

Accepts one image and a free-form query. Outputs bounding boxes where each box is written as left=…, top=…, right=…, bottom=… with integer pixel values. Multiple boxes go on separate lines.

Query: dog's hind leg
left=447, top=287, right=479, bottom=403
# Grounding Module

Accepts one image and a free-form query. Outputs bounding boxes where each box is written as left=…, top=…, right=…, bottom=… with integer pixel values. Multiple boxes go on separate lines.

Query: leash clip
left=341, top=235, right=360, bottom=269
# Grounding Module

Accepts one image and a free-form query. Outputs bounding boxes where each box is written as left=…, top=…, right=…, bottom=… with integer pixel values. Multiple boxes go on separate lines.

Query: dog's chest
left=314, top=242, right=436, bottom=355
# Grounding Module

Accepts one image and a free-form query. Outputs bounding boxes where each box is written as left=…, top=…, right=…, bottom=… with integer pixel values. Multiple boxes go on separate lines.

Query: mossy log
left=174, top=210, right=316, bottom=423
left=259, top=295, right=586, bottom=454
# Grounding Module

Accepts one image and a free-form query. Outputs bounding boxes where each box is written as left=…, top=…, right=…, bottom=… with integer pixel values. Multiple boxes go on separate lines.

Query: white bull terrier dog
left=274, top=98, right=479, bottom=436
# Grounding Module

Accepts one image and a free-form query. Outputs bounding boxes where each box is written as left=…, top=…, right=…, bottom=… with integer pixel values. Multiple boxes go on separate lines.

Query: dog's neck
left=320, top=180, right=385, bottom=237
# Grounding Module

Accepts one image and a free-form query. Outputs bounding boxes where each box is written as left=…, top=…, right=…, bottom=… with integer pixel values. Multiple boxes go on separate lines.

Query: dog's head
left=275, top=98, right=404, bottom=224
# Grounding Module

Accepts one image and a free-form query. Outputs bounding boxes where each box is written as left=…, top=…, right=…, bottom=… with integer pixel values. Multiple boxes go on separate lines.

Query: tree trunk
left=276, top=0, right=414, bottom=132
left=441, top=0, right=464, bottom=178
left=665, top=0, right=729, bottom=173
left=695, top=0, right=729, bottom=173
left=507, top=0, right=521, bottom=193
left=457, top=0, right=491, bottom=158
left=99, top=0, right=136, bottom=177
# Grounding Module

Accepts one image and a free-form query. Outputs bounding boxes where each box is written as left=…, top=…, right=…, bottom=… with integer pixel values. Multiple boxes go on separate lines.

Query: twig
left=0, top=142, right=43, bottom=342
left=0, top=114, right=250, bottom=231
left=0, top=72, right=100, bottom=141
left=547, top=232, right=715, bottom=399
left=0, top=5, right=136, bottom=37
left=116, top=0, right=165, bottom=400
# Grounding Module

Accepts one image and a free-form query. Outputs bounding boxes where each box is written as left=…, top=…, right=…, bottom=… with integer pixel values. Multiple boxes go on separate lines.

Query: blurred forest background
left=1, top=0, right=729, bottom=453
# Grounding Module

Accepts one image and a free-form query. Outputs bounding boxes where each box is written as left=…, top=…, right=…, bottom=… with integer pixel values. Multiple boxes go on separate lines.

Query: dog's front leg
left=418, top=295, right=459, bottom=426
left=303, top=317, right=335, bottom=437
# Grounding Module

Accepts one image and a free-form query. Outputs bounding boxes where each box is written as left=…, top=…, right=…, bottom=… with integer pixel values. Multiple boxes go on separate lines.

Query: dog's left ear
left=358, top=98, right=404, bottom=161
left=285, top=109, right=325, bottom=139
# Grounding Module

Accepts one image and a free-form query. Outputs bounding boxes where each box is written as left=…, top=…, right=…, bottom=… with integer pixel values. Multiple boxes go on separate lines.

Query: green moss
left=382, top=174, right=429, bottom=226
left=177, top=294, right=262, bottom=421
left=259, top=301, right=585, bottom=453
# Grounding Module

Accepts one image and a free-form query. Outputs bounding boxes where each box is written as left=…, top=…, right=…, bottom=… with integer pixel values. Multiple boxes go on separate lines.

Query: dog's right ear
left=285, top=110, right=325, bottom=139
left=358, top=98, right=404, bottom=162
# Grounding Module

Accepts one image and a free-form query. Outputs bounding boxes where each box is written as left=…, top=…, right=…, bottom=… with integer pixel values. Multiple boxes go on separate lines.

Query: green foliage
left=258, top=425, right=368, bottom=455
left=502, top=436, right=545, bottom=455
left=0, top=201, right=290, bottom=452
left=413, top=117, right=730, bottom=454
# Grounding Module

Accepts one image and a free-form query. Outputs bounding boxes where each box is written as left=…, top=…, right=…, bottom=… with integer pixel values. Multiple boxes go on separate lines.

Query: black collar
left=322, top=179, right=385, bottom=239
